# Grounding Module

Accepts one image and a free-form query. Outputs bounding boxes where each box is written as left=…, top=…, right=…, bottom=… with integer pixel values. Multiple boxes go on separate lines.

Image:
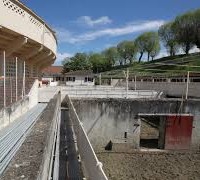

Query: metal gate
left=165, top=115, right=193, bottom=150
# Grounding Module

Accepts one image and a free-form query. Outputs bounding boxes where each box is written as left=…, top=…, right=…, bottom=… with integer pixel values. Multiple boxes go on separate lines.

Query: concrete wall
left=72, top=98, right=200, bottom=151
left=0, top=96, right=29, bottom=130
left=0, top=79, right=39, bottom=129
left=118, top=81, right=200, bottom=98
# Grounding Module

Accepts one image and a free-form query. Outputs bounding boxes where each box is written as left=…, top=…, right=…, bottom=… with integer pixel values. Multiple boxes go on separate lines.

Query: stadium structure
left=0, top=0, right=57, bottom=108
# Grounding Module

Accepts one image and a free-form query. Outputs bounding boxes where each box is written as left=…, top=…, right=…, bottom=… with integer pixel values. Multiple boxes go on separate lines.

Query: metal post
left=24, top=61, right=25, bottom=96
left=124, top=68, right=129, bottom=98
left=3, top=51, right=6, bottom=108
left=99, top=73, right=101, bottom=86
left=16, top=57, right=18, bottom=101
left=127, top=69, right=129, bottom=98
left=134, top=75, right=137, bottom=91
left=10, top=76, right=12, bottom=103
left=186, top=71, right=190, bottom=100
left=22, top=61, right=25, bottom=97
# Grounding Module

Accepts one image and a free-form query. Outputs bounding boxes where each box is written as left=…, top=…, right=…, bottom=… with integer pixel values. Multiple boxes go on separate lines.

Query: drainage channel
left=59, top=107, right=83, bottom=180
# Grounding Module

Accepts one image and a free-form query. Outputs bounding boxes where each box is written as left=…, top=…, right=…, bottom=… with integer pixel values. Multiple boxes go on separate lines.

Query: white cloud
left=56, top=20, right=165, bottom=44
left=189, top=46, right=200, bottom=53
left=54, top=52, right=73, bottom=65
left=156, top=50, right=168, bottom=59
left=77, top=16, right=112, bottom=27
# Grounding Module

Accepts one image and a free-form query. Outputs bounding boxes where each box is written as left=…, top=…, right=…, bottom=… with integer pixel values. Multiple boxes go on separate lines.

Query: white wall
left=66, top=75, right=94, bottom=86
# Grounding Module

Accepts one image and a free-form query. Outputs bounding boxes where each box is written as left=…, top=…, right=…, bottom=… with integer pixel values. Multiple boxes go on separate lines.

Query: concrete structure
left=38, top=86, right=162, bottom=102
left=0, top=0, right=57, bottom=75
left=0, top=0, right=57, bottom=108
left=72, top=98, right=200, bottom=151
left=0, top=79, right=38, bottom=129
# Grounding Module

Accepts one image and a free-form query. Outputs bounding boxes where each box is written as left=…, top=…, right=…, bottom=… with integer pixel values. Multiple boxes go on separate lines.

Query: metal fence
left=62, top=88, right=160, bottom=99
left=66, top=95, right=108, bottom=180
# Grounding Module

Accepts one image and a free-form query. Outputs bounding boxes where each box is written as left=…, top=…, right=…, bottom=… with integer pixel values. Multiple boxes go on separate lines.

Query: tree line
left=63, top=9, right=200, bottom=73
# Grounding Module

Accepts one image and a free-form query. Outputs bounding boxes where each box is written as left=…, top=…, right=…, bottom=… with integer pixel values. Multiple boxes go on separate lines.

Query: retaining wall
left=72, top=98, right=200, bottom=151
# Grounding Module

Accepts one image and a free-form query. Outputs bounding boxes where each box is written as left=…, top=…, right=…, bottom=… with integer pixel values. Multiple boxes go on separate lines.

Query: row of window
left=54, top=77, right=94, bottom=82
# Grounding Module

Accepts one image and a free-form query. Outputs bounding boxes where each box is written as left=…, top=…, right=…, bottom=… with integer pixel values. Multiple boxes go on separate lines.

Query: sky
left=22, top=0, right=200, bottom=65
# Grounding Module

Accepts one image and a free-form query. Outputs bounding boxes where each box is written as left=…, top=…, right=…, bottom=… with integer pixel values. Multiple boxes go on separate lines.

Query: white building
left=65, top=70, right=95, bottom=86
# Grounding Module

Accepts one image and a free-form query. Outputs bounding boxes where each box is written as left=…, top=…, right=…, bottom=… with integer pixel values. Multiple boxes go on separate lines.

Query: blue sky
left=23, top=0, right=200, bottom=65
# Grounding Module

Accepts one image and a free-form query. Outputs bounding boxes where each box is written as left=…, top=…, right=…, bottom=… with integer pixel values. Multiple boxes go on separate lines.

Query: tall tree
left=88, top=53, right=107, bottom=73
left=143, top=32, right=160, bottom=61
left=172, top=11, right=195, bottom=55
left=103, top=47, right=119, bottom=68
left=117, top=41, right=137, bottom=65
left=192, top=9, right=200, bottom=49
left=150, top=42, right=161, bottom=60
left=135, top=34, right=146, bottom=62
left=158, top=22, right=179, bottom=56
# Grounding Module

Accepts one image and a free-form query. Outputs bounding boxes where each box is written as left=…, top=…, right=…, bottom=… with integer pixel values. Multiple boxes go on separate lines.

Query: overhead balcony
left=0, top=0, right=57, bottom=69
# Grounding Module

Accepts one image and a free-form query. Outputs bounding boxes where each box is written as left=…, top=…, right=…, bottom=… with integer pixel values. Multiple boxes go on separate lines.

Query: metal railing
left=66, top=95, right=108, bottom=180
left=62, top=88, right=159, bottom=99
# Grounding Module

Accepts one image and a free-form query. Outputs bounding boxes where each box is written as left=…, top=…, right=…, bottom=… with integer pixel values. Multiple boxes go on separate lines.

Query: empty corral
left=69, top=98, right=200, bottom=180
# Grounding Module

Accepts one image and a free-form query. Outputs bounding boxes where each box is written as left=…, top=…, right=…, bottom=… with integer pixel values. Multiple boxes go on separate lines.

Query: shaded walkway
left=59, top=108, right=83, bottom=180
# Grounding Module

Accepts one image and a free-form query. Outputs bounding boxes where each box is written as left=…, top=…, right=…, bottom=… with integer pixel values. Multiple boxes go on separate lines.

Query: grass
left=101, top=53, right=200, bottom=78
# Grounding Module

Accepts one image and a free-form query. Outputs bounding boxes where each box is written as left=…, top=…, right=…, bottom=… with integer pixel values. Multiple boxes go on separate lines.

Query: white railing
left=62, top=88, right=159, bottom=99
left=67, top=95, right=108, bottom=180
left=0, top=0, right=57, bottom=54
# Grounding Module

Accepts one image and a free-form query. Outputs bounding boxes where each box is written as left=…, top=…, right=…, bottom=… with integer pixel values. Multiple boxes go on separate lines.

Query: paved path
left=59, top=108, right=83, bottom=180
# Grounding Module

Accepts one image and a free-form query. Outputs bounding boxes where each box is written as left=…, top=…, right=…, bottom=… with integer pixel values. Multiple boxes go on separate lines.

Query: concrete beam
left=39, top=56, right=55, bottom=70
left=30, top=50, right=52, bottom=65
left=5, top=36, right=28, bottom=57
left=24, top=45, right=43, bottom=60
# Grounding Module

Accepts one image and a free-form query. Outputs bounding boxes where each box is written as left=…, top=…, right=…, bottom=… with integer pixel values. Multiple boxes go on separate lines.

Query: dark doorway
left=140, top=116, right=160, bottom=149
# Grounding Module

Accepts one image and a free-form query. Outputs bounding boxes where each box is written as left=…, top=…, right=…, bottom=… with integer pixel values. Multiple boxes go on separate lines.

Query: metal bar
left=10, top=77, right=12, bottom=104
left=24, top=61, right=26, bottom=96
left=16, top=57, right=18, bottom=101
left=0, top=103, right=47, bottom=175
left=3, top=51, right=6, bottom=108
left=134, top=75, right=137, bottom=91
left=186, top=71, right=190, bottom=100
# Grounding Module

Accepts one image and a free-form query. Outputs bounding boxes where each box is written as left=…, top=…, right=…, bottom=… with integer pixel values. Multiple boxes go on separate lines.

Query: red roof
left=42, top=66, right=63, bottom=75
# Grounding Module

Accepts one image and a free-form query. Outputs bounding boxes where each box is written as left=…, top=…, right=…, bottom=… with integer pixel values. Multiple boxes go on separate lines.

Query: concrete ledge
left=1, top=94, right=60, bottom=180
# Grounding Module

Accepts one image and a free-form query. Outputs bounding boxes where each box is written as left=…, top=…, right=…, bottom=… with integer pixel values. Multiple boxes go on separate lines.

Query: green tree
left=172, top=11, right=195, bottom=55
left=135, top=34, right=147, bottom=62
left=89, top=53, right=107, bottom=73
left=150, top=42, right=161, bottom=60
left=62, top=53, right=91, bottom=73
left=143, top=32, right=160, bottom=61
left=192, top=9, right=200, bottom=49
left=117, top=41, right=137, bottom=65
left=103, top=47, right=119, bottom=68
left=158, top=22, right=179, bottom=56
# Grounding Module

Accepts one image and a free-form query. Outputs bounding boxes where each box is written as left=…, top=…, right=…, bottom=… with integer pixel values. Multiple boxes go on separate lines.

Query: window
left=85, top=77, right=93, bottom=82
left=66, top=77, right=76, bottom=82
